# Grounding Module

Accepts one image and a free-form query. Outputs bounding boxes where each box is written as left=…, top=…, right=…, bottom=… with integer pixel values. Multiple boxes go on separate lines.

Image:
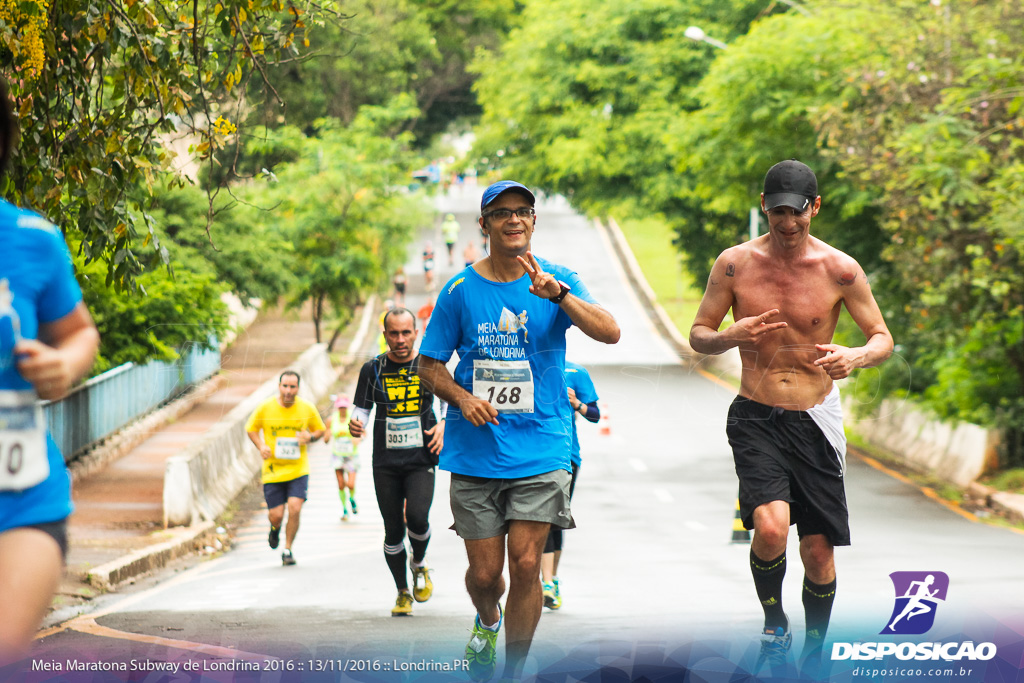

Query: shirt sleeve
left=564, top=269, right=597, bottom=306
left=245, top=403, right=263, bottom=433
left=353, top=361, right=376, bottom=411
left=307, top=404, right=326, bottom=431
left=418, top=283, right=460, bottom=362
left=575, top=367, right=599, bottom=404
left=37, top=226, right=84, bottom=323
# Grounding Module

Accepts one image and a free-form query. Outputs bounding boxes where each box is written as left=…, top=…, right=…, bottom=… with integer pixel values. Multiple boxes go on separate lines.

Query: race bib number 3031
left=0, top=390, right=49, bottom=492
left=472, top=359, right=534, bottom=413
left=386, top=416, right=424, bottom=449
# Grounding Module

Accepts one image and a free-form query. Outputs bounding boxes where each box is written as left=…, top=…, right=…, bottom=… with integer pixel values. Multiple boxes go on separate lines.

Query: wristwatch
left=549, top=280, right=571, bottom=304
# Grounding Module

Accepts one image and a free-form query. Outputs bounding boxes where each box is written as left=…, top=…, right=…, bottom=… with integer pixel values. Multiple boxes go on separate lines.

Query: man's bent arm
left=418, top=355, right=499, bottom=427
left=559, top=297, right=620, bottom=344
left=689, top=253, right=737, bottom=355
left=417, top=356, right=474, bottom=406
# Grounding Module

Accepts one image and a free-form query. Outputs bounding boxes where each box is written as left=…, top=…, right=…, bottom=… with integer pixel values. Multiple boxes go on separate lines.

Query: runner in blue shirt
left=418, top=180, right=619, bottom=682
left=541, top=361, right=599, bottom=611
left=0, top=77, right=101, bottom=665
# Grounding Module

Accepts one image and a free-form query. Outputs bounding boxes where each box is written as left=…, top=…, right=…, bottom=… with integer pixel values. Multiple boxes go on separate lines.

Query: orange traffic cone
left=599, top=402, right=612, bottom=436
left=731, top=499, right=751, bottom=544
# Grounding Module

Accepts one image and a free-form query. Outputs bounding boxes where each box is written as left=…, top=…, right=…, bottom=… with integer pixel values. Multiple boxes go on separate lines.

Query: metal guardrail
left=43, top=343, right=221, bottom=463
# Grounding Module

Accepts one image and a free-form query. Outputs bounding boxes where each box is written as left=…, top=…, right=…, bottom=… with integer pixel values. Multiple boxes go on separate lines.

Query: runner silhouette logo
left=881, top=571, right=949, bottom=635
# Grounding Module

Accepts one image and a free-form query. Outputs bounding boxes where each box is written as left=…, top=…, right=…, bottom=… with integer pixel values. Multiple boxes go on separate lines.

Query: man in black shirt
left=350, top=307, right=446, bottom=616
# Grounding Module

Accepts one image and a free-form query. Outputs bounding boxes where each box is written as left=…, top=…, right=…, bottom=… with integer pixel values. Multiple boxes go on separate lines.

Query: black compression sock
left=802, top=576, right=837, bottom=655
left=384, top=545, right=409, bottom=591
left=750, top=549, right=788, bottom=631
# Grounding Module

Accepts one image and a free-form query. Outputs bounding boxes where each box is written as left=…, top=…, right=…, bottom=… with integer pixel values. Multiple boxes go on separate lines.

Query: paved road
left=20, top=188, right=1024, bottom=682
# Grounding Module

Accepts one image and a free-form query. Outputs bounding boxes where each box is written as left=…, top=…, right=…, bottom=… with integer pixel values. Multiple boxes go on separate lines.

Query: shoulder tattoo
left=837, top=271, right=857, bottom=286
left=725, top=263, right=735, bottom=277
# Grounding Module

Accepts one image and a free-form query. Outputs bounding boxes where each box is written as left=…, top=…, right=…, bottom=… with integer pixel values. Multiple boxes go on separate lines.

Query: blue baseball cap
left=480, top=180, right=536, bottom=211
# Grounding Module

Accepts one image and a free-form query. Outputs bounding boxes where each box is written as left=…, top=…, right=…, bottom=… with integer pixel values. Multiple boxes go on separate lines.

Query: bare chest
left=732, top=267, right=842, bottom=338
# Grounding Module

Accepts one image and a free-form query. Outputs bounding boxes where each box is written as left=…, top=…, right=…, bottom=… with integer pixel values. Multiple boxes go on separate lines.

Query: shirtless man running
left=689, top=159, right=893, bottom=673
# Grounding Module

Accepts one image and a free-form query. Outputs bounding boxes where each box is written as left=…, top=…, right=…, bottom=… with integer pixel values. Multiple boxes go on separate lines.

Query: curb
left=598, top=215, right=742, bottom=377
left=86, top=522, right=221, bottom=591
left=597, top=217, right=695, bottom=363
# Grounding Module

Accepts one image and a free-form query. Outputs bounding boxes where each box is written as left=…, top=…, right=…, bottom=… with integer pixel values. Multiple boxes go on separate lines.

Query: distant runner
left=323, top=395, right=361, bottom=521
left=541, top=361, right=600, bottom=611
left=246, top=371, right=326, bottom=567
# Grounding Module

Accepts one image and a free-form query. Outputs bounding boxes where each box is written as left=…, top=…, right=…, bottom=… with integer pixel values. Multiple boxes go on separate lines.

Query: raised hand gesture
left=516, top=251, right=562, bottom=300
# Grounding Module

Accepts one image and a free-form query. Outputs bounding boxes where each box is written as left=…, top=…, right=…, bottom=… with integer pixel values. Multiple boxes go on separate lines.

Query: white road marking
left=629, top=458, right=648, bottom=473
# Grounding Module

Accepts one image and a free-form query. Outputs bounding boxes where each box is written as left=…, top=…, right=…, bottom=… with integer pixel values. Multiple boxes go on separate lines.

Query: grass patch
left=616, top=216, right=704, bottom=336
left=980, top=468, right=1024, bottom=493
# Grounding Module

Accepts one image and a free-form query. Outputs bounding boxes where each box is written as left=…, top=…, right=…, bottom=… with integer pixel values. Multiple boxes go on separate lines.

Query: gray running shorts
left=449, top=469, right=574, bottom=540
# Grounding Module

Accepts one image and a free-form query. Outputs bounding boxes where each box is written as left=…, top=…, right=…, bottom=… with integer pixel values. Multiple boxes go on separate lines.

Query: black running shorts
left=727, top=396, right=850, bottom=546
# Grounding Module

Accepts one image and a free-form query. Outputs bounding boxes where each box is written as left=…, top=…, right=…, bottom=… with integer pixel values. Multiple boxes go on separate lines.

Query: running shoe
left=542, top=581, right=557, bottom=610
left=755, top=616, right=792, bottom=675
left=281, top=549, right=297, bottom=566
left=465, top=605, right=502, bottom=682
left=391, top=590, right=414, bottom=616
left=341, top=511, right=349, bottom=522
left=552, top=576, right=562, bottom=610
left=268, top=525, right=280, bottom=549
left=410, top=560, right=433, bottom=602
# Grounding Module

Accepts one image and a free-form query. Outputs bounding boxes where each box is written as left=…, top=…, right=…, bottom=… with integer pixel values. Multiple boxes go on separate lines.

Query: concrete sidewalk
left=52, top=301, right=371, bottom=616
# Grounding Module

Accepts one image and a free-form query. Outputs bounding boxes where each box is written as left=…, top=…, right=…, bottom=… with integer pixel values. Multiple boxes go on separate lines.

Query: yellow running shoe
left=410, top=561, right=433, bottom=603
left=465, top=605, right=502, bottom=682
left=391, top=590, right=413, bottom=617
left=542, top=581, right=557, bottom=610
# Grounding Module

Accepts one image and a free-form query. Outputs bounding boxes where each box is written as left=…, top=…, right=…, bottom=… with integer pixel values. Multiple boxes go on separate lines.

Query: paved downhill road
left=21, top=189, right=1024, bottom=683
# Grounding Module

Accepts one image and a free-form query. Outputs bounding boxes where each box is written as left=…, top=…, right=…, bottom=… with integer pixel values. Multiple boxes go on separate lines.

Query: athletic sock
left=802, top=576, right=837, bottom=655
left=750, top=549, right=788, bottom=631
left=408, top=525, right=431, bottom=564
left=383, top=542, right=408, bottom=591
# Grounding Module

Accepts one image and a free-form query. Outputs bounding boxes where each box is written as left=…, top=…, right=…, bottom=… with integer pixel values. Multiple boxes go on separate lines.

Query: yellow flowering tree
left=0, top=0, right=341, bottom=290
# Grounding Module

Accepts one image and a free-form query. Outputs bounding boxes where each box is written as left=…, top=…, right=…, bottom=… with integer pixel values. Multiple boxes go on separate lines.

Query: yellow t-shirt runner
left=245, top=396, right=326, bottom=483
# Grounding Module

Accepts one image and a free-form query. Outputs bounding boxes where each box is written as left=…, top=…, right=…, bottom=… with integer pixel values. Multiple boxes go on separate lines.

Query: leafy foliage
left=471, top=0, right=1024, bottom=461
left=76, top=251, right=228, bottom=373
left=0, top=0, right=342, bottom=290
left=253, top=96, right=428, bottom=348
left=147, top=182, right=297, bottom=306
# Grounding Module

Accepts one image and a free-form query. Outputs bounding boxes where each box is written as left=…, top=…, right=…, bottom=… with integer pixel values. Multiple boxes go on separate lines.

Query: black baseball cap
left=763, top=160, right=818, bottom=212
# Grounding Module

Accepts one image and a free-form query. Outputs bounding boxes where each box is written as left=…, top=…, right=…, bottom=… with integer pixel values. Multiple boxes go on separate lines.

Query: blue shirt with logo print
left=419, top=257, right=598, bottom=479
left=0, top=200, right=83, bottom=533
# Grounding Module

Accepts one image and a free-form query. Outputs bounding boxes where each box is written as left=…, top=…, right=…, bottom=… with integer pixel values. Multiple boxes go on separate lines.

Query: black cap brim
left=764, top=193, right=813, bottom=212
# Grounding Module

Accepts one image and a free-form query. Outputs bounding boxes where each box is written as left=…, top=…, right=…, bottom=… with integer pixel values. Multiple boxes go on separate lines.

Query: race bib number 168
left=472, top=360, right=534, bottom=414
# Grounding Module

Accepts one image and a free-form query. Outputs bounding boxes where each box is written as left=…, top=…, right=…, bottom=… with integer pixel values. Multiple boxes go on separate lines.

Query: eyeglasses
left=482, top=207, right=535, bottom=222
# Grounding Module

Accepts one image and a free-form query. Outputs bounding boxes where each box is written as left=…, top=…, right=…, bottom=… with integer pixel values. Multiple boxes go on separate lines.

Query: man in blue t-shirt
left=0, top=76, right=101, bottom=665
left=418, top=180, right=619, bottom=682
left=541, top=361, right=599, bottom=611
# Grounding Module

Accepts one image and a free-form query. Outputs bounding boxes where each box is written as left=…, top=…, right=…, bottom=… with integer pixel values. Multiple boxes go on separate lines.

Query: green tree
left=0, top=0, right=343, bottom=290
left=471, top=0, right=769, bottom=219
left=76, top=251, right=228, bottom=373
left=810, top=1, right=1024, bottom=456
left=258, top=96, right=428, bottom=348
left=147, top=182, right=297, bottom=306
left=250, top=0, right=515, bottom=143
